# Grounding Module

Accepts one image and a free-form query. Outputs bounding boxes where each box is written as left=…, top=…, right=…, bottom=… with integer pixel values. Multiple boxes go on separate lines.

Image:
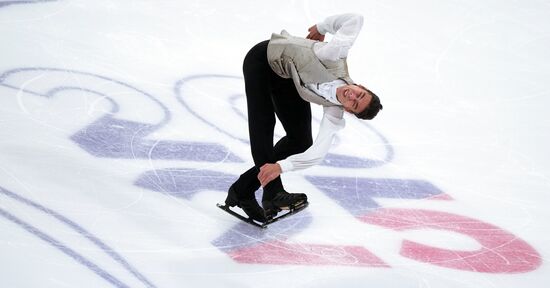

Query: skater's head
left=336, top=84, right=383, bottom=120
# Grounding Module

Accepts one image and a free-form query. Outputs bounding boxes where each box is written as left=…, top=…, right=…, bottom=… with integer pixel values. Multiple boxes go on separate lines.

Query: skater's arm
left=315, top=13, right=364, bottom=36
left=309, top=13, right=364, bottom=61
left=277, top=106, right=345, bottom=173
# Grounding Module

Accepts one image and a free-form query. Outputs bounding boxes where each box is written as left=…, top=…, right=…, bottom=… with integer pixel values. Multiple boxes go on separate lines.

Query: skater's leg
left=230, top=166, right=259, bottom=199
left=226, top=40, right=289, bottom=222
left=225, top=40, right=277, bottom=222
left=260, top=75, right=313, bottom=201
left=243, top=73, right=310, bottom=217
left=232, top=40, right=285, bottom=198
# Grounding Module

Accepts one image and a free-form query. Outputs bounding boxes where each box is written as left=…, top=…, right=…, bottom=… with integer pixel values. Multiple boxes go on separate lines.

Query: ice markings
left=0, top=186, right=157, bottom=288
left=227, top=241, right=388, bottom=267
left=0, top=208, right=130, bottom=288
left=0, top=67, right=244, bottom=285
left=212, top=212, right=312, bottom=253
left=0, top=67, right=241, bottom=163
left=71, top=116, right=241, bottom=162
left=134, top=168, right=236, bottom=200
left=211, top=205, right=388, bottom=267
left=321, top=153, right=383, bottom=168
left=305, top=176, right=446, bottom=215
left=0, top=0, right=56, bottom=9
left=362, top=208, right=542, bottom=273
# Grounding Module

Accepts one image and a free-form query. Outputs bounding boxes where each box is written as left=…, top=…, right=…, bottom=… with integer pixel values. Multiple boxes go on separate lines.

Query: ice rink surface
left=1, top=0, right=549, bottom=287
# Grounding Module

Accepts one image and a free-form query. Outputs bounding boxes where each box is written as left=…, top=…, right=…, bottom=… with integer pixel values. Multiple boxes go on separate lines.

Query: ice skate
left=217, top=185, right=268, bottom=227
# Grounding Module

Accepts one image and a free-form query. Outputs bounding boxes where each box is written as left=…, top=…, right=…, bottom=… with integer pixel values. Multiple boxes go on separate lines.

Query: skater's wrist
left=316, top=21, right=328, bottom=35
left=277, top=160, right=293, bottom=173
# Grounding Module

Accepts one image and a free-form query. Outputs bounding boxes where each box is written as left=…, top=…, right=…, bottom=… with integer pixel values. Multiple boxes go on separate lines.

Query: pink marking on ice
left=228, top=240, right=389, bottom=267
left=360, top=208, right=541, bottom=273
left=427, top=193, right=453, bottom=200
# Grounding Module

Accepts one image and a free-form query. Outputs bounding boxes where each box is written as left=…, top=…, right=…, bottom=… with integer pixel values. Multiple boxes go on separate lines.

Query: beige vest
left=267, top=30, right=354, bottom=106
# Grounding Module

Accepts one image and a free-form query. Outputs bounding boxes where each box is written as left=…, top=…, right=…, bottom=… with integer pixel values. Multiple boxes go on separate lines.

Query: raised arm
left=307, top=13, right=364, bottom=61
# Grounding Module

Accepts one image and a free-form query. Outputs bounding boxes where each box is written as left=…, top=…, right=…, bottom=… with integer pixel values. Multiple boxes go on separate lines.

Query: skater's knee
left=289, top=136, right=312, bottom=154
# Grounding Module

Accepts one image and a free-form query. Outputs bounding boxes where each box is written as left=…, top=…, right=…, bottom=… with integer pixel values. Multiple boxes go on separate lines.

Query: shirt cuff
left=316, top=21, right=328, bottom=35
left=277, top=159, right=294, bottom=173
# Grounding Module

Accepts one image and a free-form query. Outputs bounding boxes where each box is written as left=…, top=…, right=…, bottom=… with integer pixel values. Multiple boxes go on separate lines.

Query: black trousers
left=232, top=40, right=313, bottom=201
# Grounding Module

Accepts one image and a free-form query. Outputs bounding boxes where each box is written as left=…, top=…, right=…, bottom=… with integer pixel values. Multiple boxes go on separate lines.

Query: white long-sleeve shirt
left=277, top=13, right=364, bottom=173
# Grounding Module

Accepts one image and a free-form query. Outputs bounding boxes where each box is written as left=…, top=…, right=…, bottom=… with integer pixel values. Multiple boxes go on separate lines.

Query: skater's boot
left=226, top=185, right=267, bottom=223
left=225, top=184, right=240, bottom=207
left=263, top=191, right=308, bottom=219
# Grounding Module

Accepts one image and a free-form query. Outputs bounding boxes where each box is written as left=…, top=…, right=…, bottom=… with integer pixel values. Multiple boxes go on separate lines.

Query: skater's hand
left=306, top=25, right=325, bottom=41
left=258, top=163, right=282, bottom=187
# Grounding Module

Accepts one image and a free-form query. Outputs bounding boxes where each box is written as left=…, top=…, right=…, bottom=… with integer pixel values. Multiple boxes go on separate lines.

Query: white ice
left=0, top=0, right=549, bottom=287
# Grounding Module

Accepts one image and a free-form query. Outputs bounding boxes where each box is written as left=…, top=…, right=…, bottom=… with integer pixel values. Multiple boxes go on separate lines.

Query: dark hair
left=355, top=86, right=383, bottom=120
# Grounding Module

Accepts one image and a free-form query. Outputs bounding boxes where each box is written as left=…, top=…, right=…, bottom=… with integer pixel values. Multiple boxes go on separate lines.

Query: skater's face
left=336, top=84, right=372, bottom=114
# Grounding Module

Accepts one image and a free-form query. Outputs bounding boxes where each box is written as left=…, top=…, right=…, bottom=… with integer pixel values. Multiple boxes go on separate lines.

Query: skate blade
left=217, top=202, right=309, bottom=229
left=278, top=200, right=307, bottom=211
left=263, top=201, right=309, bottom=227
left=217, top=203, right=268, bottom=229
